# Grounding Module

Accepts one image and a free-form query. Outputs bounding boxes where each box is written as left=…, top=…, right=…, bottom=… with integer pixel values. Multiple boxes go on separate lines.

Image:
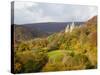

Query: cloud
left=13, top=2, right=97, bottom=24
left=14, top=1, right=38, bottom=9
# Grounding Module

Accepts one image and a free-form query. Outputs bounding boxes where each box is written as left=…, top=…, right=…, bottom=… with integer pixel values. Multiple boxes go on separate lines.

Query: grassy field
left=47, top=50, right=73, bottom=63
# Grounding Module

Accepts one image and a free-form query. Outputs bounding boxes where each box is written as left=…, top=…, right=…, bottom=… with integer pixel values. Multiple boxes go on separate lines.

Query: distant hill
left=14, top=25, right=48, bottom=42
left=13, top=22, right=84, bottom=42
left=16, top=22, right=84, bottom=34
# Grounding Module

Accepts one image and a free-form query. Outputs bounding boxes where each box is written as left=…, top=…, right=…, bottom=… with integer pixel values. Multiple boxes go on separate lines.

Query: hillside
left=14, top=16, right=97, bottom=73
left=14, top=25, right=48, bottom=42
left=14, top=22, right=84, bottom=42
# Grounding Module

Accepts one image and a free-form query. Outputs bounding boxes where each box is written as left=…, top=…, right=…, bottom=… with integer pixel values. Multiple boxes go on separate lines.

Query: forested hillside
left=14, top=16, right=97, bottom=73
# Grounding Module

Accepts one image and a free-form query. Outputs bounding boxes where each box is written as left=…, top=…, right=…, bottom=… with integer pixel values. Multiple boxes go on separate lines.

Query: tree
left=14, top=50, right=48, bottom=73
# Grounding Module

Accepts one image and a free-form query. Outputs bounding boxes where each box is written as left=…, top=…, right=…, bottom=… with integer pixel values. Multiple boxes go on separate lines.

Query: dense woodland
left=14, top=16, right=97, bottom=73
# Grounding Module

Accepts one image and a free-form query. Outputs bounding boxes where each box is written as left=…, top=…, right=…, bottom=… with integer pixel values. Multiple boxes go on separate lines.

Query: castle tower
left=65, top=22, right=75, bottom=33
left=70, top=22, right=75, bottom=32
left=65, top=24, right=70, bottom=33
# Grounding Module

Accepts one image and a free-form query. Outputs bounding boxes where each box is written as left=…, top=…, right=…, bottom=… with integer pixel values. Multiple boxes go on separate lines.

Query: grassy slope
left=47, top=50, right=72, bottom=63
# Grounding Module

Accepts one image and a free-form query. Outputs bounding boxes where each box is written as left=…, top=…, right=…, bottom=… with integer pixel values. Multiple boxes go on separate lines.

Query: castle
left=65, top=22, right=75, bottom=33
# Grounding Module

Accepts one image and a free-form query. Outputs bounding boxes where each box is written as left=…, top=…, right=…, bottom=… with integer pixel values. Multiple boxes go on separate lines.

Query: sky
left=13, top=1, right=97, bottom=24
